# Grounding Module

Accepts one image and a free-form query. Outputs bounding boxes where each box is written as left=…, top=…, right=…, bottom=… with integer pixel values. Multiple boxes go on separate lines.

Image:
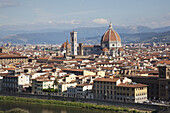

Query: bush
left=42, top=88, right=58, bottom=92
left=5, top=108, right=28, bottom=113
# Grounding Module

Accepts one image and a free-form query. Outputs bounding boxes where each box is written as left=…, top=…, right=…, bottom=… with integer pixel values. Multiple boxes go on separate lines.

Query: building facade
left=93, top=77, right=148, bottom=103
left=0, top=55, right=28, bottom=64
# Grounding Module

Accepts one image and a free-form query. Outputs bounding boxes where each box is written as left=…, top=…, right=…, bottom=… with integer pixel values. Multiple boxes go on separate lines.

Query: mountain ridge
left=0, top=25, right=170, bottom=44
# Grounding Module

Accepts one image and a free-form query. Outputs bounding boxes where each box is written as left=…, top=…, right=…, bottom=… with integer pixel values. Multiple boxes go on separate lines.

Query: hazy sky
left=0, top=0, right=170, bottom=29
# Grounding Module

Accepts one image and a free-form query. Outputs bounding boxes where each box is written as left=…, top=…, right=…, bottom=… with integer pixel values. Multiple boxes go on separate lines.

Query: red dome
left=61, top=42, right=71, bottom=49
left=101, top=24, right=121, bottom=43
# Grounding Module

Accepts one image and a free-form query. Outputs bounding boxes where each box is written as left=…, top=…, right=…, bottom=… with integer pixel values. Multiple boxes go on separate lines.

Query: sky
left=0, top=0, right=170, bottom=30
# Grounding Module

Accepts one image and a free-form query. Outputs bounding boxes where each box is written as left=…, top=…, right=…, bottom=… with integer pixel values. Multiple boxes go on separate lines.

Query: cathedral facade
left=60, top=23, right=124, bottom=56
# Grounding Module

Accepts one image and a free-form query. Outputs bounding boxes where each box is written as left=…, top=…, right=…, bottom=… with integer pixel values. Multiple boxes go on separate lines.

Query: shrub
left=5, top=108, right=28, bottom=113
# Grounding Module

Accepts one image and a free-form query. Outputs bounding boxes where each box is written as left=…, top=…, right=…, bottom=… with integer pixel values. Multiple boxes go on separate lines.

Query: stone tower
left=66, top=38, right=70, bottom=56
left=70, top=31, right=77, bottom=55
left=79, top=43, right=83, bottom=56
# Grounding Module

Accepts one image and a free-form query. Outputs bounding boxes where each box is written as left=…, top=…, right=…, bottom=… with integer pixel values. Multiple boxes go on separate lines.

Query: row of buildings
left=1, top=62, right=169, bottom=103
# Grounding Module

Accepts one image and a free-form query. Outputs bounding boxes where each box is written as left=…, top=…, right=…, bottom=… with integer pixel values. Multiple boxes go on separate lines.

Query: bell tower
left=66, top=38, right=69, bottom=56
left=70, top=31, right=77, bottom=55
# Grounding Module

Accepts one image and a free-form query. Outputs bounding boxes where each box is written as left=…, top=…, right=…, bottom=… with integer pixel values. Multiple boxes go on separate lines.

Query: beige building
left=61, top=68, right=104, bottom=76
left=0, top=47, right=9, bottom=53
left=116, top=83, right=147, bottom=103
left=93, top=77, right=148, bottom=103
left=0, top=55, right=28, bottom=64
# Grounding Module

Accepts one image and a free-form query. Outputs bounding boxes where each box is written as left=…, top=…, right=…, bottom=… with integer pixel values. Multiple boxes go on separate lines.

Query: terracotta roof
left=157, top=60, right=170, bottom=65
left=117, top=83, right=148, bottom=88
left=3, top=68, right=15, bottom=70
left=38, top=58, right=48, bottom=60
left=61, top=68, right=83, bottom=72
left=0, top=55, right=27, bottom=58
left=94, top=78, right=119, bottom=82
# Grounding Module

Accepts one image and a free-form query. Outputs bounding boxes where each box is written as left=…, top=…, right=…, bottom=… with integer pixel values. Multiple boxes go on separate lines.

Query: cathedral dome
left=101, top=23, right=121, bottom=43
left=61, top=42, right=71, bottom=49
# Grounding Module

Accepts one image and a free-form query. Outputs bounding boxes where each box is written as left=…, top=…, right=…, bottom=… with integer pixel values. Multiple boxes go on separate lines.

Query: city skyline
left=0, top=0, right=170, bottom=30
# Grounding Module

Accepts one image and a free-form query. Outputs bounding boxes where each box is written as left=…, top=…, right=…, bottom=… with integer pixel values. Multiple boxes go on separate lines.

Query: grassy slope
left=0, top=96, right=151, bottom=113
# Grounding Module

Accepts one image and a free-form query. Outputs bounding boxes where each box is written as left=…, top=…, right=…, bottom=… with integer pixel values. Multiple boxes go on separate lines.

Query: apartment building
left=93, top=77, right=148, bottom=103
left=75, top=84, right=93, bottom=98
left=116, top=83, right=147, bottom=103
left=0, top=55, right=28, bottom=64
left=2, top=73, right=30, bottom=93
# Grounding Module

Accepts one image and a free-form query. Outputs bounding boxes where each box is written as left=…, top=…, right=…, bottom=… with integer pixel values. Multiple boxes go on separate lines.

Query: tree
left=53, top=79, right=58, bottom=89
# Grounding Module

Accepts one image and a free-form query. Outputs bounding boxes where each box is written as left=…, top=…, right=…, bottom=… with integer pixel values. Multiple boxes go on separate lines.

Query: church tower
left=70, top=31, right=77, bottom=55
left=66, top=38, right=69, bottom=56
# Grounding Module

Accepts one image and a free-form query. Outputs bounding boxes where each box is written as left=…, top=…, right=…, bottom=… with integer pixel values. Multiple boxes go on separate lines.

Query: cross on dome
left=109, top=22, right=113, bottom=30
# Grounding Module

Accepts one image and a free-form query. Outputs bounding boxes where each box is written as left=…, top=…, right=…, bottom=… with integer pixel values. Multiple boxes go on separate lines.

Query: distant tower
left=70, top=31, right=77, bottom=55
left=66, top=38, right=69, bottom=56
left=79, top=43, right=83, bottom=56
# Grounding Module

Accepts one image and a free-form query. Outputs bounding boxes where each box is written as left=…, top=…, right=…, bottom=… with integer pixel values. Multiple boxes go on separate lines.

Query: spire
left=66, top=36, right=69, bottom=56
left=66, top=36, right=68, bottom=44
left=109, top=22, right=113, bottom=30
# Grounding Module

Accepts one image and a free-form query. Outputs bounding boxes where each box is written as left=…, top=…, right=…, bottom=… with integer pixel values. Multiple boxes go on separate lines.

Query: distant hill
left=78, top=31, right=170, bottom=44
left=0, top=25, right=170, bottom=44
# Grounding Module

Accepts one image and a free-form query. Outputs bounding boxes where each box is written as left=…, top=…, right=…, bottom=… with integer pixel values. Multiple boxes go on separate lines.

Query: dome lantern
left=109, top=22, right=113, bottom=30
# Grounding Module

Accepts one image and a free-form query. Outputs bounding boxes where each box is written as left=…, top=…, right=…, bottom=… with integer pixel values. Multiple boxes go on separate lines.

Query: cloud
left=56, top=19, right=80, bottom=25
left=0, top=0, right=19, bottom=8
left=70, top=19, right=79, bottom=24
left=48, top=20, right=53, bottom=24
left=92, top=18, right=109, bottom=24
